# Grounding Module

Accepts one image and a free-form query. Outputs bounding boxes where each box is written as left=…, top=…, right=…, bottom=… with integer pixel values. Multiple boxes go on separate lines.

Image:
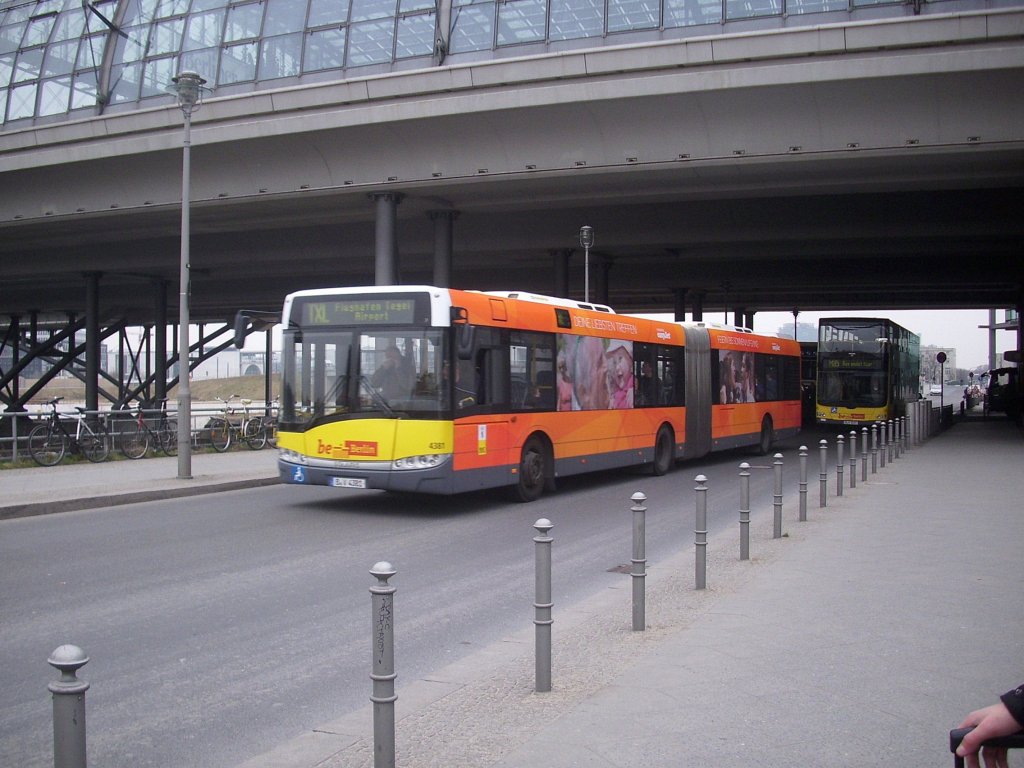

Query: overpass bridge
left=1, top=0, right=1023, bottom=409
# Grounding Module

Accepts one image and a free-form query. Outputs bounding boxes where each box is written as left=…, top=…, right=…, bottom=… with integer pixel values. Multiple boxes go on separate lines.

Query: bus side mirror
left=457, top=324, right=475, bottom=360
left=233, top=309, right=281, bottom=349
left=233, top=312, right=251, bottom=349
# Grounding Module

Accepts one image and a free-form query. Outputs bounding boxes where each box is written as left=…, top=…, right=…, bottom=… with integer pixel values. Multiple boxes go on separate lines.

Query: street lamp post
left=168, top=71, right=210, bottom=480
left=579, top=225, right=594, bottom=303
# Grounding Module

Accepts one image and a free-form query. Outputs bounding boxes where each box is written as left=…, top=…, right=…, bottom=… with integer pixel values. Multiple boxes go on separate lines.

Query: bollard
left=861, top=426, right=868, bottom=482
left=630, top=492, right=647, bottom=632
left=836, top=434, right=844, bottom=497
left=893, top=418, right=901, bottom=459
left=887, top=420, right=895, bottom=463
left=798, top=446, right=808, bottom=522
left=369, top=562, right=397, bottom=768
left=818, top=439, right=828, bottom=508
left=871, top=422, right=878, bottom=473
left=49, top=645, right=89, bottom=768
left=848, top=431, right=857, bottom=489
left=739, top=463, right=751, bottom=559
left=694, top=475, right=708, bottom=590
left=773, top=453, right=784, bottom=539
left=901, top=416, right=907, bottom=454
left=879, top=421, right=886, bottom=468
left=533, top=519, right=554, bottom=692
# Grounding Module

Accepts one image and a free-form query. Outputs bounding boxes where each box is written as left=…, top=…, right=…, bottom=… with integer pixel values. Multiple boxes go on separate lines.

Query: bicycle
left=119, top=398, right=178, bottom=459
left=206, top=396, right=266, bottom=452
left=27, top=397, right=111, bottom=466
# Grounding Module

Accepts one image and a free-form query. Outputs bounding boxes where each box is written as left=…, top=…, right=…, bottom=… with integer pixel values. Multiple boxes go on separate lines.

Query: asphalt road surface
left=1, top=429, right=817, bottom=768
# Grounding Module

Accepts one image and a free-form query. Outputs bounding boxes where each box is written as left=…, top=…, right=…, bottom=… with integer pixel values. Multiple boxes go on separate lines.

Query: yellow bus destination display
left=298, top=296, right=426, bottom=326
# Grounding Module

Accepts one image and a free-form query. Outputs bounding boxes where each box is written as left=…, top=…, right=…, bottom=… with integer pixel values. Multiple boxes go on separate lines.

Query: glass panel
left=153, top=0, right=192, bottom=18
left=497, top=0, right=545, bottom=45
left=1, top=23, right=28, bottom=56
left=394, top=12, right=434, bottom=58
left=449, top=3, right=493, bottom=53
left=179, top=46, right=218, bottom=77
left=149, top=18, right=185, bottom=54
left=549, top=0, right=602, bottom=40
left=23, top=15, right=56, bottom=47
left=399, top=0, right=433, bottom=11
left=141, top=55, right=176, bottom=96
left=308, top=0, right=349, bottom=26
left=43, top=38, right=77, bottom=76
left=852, top=0, right=891, bottom=6
left=193, top=0, right=229, bottom=12
left=121, top=0, right=161, bottom=24
left=8, top=81, right=37, bottom=119
left=786, top=0, right=846, bottom=11
left=13, top=47, right=43, bottom=83
left=52, top=10, right=86, bottom=42
left=118, top=25, right=150, bottom=62
left=665, top=0, right=720, bottom=26
left=304, top=26, right=345, bottom=71
left=725, top=0, right=779, bottom=19
left=184, top=9, right=225, bottom=50
left=108, top=60, right=142, bottom=102
left=38, top=75, right=70, bottom=115
left=347, top=18, right=393, bottom=65
left=224, top=1, right=264, bottom=41
left=70, top=68, right=98, bottom=108
left=351, top=0, right=395, bottom=22
left=76, top=34, right=106, bottom=68
left=608, top=0, right=658, bottom=31
left=219, top=39, right=257, bottom=81
left=258, top=32, right=301, bottom=77
left=1, top=53, right=13, bottom=87
left=264, top=0, right=307, bottom=34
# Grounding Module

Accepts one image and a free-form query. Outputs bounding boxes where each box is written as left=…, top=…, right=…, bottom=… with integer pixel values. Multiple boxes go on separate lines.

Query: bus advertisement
left=815, top=317, right=921, bottom=426
left=274, top=286, right=801, bottom=501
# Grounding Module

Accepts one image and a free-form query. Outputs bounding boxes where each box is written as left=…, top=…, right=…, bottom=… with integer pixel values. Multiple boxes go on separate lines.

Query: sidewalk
left=0, top=449, right=279, bottom=519
left=238, top=418, right=1024, bottom=768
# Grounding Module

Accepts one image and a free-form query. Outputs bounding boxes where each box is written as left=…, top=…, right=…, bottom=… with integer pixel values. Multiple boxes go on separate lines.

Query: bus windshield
left=281, top=327, right=447, bottom=427
left=817, top=321, right=889, bottom=408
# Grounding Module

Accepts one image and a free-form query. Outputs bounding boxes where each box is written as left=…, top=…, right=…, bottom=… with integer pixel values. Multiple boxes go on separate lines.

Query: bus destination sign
left=302, top=298, right=419, bottom=326
left=825, top=358, right=879, bottom=370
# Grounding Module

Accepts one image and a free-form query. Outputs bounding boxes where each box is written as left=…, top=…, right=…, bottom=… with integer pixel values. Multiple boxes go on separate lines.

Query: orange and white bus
left=275, top=286, right=801, bottom=501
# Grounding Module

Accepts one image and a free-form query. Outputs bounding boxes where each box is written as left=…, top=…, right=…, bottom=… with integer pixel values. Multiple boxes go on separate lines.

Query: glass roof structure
left=0, top=0, right=980, bottom=128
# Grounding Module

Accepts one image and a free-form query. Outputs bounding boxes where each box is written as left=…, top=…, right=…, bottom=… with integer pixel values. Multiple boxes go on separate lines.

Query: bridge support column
left=691, top=290, right=705, bottom=322
left=428, top=209, right=457, bottom=287
left=84, top=272, right=101, bottom=414
left=553, top=250, right=571, bottom=299
left=734, top=307, right=746, bottom=328
left=371, top=193, right=403, bottom=286
left=596, top=257, right=612, bottom=306
left=673, top=288, right=688, bottom=322
left=154, top=280, right=168, bottom=403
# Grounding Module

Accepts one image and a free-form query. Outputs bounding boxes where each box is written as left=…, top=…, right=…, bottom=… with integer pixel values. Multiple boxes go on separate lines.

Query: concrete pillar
left=154, top=280, right=168, bottom=403
left=428, top=209, right=457, bottom=287
left=553, top=250, right=571, bottom=298
left=84, top=272, right=101, bottom=414
left=596, top=257, right=611, bottom=306
left=371, top=193, right=403, bottom=286
left=692, top=290, right=705, bottom=322
left=672, top=288, right=688, bottom=322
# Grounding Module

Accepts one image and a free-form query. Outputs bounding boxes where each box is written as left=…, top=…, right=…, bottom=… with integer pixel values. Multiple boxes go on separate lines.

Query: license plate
left=330, top=477, right=367, bottom=489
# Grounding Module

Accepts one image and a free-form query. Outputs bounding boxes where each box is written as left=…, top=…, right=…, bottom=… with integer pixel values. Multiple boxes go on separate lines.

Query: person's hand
left=957, top=702, right=1021, bottom=768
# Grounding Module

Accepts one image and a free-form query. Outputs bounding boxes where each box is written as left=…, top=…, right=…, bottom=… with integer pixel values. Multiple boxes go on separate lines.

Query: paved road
left=1, top=431, right=812, bottom=768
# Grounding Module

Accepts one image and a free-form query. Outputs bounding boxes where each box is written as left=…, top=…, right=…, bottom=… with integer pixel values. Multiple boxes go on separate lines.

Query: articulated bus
left=276, top=286, right=801, bottom=501
left=815, top=317, right=921, bottom=426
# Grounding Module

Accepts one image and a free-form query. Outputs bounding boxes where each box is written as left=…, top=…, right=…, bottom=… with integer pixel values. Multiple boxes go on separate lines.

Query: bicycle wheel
left=119, top=423, right=149, bottom=459
left=208, top=418, right=232, bottom=452
left=243, top=417, right=268, bottom=450
left=81, top=426, right=110, bottom=463
left=28, top=424, right=66, bottom=466
left=159, top=419, right=179, bottom=456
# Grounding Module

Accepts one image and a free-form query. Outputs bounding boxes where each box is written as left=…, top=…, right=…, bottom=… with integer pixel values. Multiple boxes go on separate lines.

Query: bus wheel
left=513, top=437, right=547, bottom=503
left=756, top=416, right=774, bottom=455
left=652, top=425, right=674, bottom=476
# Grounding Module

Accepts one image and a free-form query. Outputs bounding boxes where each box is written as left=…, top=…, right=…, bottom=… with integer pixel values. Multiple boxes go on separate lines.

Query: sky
left=747, top=309, right=1014, bottom=371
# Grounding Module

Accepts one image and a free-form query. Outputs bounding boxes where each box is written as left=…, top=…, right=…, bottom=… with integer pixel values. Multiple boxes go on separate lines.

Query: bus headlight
left=280, top=447, right=307, bottom=464
left=392, top=454, right=446, bottom=470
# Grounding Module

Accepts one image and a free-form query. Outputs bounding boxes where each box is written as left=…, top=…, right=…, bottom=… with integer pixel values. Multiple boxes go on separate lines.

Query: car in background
left=929, top=384, right=943, bottom=395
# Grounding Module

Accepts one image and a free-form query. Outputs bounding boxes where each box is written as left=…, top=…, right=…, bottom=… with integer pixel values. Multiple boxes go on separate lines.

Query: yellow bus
left=274, top=286, right=801, bottom=501
left=815, top=317, right=921, bottom=426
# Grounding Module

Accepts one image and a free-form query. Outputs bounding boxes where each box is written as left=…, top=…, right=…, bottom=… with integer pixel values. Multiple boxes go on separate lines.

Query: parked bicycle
left=205, top=396, right=267, bottom=452
left=27, top=397, right=111, bottom=466
left=119, top=398, right=178, bottom=459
